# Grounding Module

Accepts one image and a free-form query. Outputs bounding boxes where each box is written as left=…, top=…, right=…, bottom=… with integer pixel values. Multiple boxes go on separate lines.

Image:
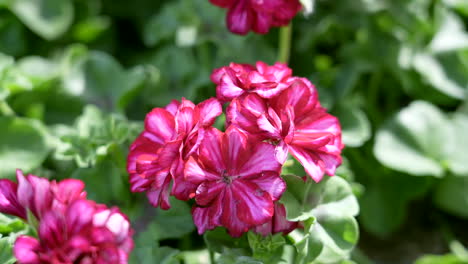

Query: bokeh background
left=1, top=0, right=468, bottom=263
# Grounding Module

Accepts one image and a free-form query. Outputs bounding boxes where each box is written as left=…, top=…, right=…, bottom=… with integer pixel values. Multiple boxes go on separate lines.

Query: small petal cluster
left=0, top=170, right=134, bottom=264
left=217, top=62, right=344, bottom=182
left=127, top=98, right=222, bottom=209
left=127, top=61, right=342, bottom=237
left=209, top=0, right=302, bottom=35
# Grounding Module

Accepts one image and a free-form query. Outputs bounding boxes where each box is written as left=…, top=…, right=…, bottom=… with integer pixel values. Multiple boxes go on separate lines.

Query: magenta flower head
left=184, top=126, right=286, bottom=237
left=127, top=97, right=222, bottom=209
left=0, top=170, right=86, bottom=222
left=226, top=71, right=343, bottom=182
left=209, top=0, right=302, bottom=35
left=211, top=61, right=293, bottom=102
left=13, top=199, right=134, bottom=264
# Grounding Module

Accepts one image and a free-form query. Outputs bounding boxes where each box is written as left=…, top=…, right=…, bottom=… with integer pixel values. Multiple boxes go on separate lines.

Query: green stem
left=209, top=250, right=216, bottom=264
left=0, top=100, right=15, bottom=116
left=277, top=23, right=293, bottom=64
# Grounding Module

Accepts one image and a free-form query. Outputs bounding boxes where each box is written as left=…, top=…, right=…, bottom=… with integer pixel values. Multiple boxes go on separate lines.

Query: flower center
left=221, top=170, right=235, bottom=185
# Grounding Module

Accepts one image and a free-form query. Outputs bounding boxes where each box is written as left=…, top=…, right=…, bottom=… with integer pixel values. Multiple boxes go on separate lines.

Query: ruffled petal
left=226, top=0, right=253, bottom=35
left=185, top=156, right=221, bottom=185
left=0, top=179, right=26, bottom=219
left=14, top=236, right=41, bottom=264
left=196, top=98, right=222, bottom=127
left=144, top=108, right=176, bottom=141
left=288, top=146, right=325, bottom=182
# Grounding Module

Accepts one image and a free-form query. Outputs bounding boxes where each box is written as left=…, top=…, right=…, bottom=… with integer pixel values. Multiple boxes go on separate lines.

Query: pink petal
left=249, top=172, right=285, bottom=201
left=239, top=142, right=281, bottom=177
left=194, top=181, right=225, bottom=206
left=220, top=187, right=251, bottom=237
left=129, top=173, right=151, bottom=192
left=226, top=0, right=252, bottom=35
left=196, top=98, right=222, bottom=127
left=146, top=176, right=172, bottom=209
left=53, top=179, right=86, bottom=204
left=272, top=78, right=317, bottom=118
left=198, top=127, right=225, bottom=173
left=222, top=126, right=249, bottom=174
left=209, top=0, right=234, bottom=8
left=0, top=179, right=26, bottom=219
left=175, top=107, right=196, bottom=135
left=275, top=141, right=289, bottom=164
left=288, top=146, right=325, bottom=182
left=66, top=200, right=96, bottom=235
left=185, top=156, right=221, bottom=185
left=144, top=108, right=176, bottom=141
left=165, top=99, right=181, bottom=115
left=14, top=236, right=41, bottom=264
left=38, top=211, right=66, bottom=248
left=232, top=180, right=274, bottom=226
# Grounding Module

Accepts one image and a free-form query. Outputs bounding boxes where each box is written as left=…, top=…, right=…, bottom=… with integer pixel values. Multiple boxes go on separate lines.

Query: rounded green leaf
left=334, top=104, right=371, bottom=148
left=10, top=0, right=74, bottom=40
left=0, top=116, right=49, bottom=179
left=374, top=101, right=452, bottom=177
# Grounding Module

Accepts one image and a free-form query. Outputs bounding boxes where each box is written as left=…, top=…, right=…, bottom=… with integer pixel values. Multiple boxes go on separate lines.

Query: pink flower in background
left=0, top=170, right=86, bottom=221
left=228, top=77, right=343, bottom=182
left=209, top=0, right=302, bottom=35
left=253, top=203, right=297, bottom=236
left=127, top=98, right=222, bottom=209
left=185, top=126, right=285, bottom=237
left=14, top=199, right=133, bottom=264
left=212, top=62, right=293, bottom=102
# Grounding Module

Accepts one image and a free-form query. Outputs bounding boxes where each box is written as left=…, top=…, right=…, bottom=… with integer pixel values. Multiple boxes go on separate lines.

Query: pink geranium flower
left=184, top=126, right=285, bottom=237
left=228, top=78, right=343, bottom=182
left=14, top=199, right=133, bottom=264
left=209, top=0, right=302, bottom=35
left=211, top=62, right=293, bottom=102
left=0, top=170, right=86, bottom=221
left=253, top=203, right=297, bottom=236
left=127, top=98, right=222, bottom=209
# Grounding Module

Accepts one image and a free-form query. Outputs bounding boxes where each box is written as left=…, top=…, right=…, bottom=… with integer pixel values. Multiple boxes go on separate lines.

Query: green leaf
left=0, top=116, right=49, bottom=179
left=281, top=176, right=359, bottom=263
left=414, top=253, right=468, bottom=264
left=71, top=157, right=129, bottom=205
left=359, top=172, right=433, bottom=237
left=204, top=228, right=249, bottom=254
left=0, top=237, right=15, bottom=264
left=0, top=214, right=27, bottom=235
left=10, top=0, right=74, bottom=40
left=217, top=249, right=263, bottom=264
left=81, top=51, right=148, bottom=110
left=429, top=9, right=468, bottom=53
left=281, top=176, right=359, bottom=222
left=435, top=176, right=468, bottom=218
left=412, top=52, right=466, bottom=100
left=446, top=112, right=468, bottom=175
left=55, top=105, right=141, bottom=167
left=374, top=101, right=452, bottom=177
left=334, top=103, right=371, bottom=147
left=247, top=232, right=285, bottom=263
left=145, top=198, right=195, bottom=241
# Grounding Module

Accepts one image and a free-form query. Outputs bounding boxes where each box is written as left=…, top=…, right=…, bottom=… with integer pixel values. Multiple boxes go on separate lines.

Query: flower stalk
left=278, top=23, right=293, bottom=64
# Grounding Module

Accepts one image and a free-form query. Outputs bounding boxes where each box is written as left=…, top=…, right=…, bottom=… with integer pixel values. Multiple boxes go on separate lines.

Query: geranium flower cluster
left=209, top=0, right=302, bottom=35
left=0, top=170, right=134, bottom=264
left=128, top=61, right=343, bottom=237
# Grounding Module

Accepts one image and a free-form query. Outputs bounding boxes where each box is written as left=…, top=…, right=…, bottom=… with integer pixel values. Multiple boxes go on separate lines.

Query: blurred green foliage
left=0, top=0, right=468, bottom=263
